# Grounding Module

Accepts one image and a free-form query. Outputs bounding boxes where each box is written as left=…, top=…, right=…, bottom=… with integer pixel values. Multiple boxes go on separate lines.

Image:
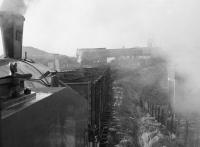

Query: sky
left=0, top=0, right=200, bottom=57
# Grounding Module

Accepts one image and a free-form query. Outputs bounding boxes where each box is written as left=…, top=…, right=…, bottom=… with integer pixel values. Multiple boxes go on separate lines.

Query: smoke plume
left=0, top=0, right=33, bottom=15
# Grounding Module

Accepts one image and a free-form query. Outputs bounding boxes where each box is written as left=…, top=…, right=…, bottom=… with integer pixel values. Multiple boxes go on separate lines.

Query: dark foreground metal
left=1, top=87, right=88, bottom=147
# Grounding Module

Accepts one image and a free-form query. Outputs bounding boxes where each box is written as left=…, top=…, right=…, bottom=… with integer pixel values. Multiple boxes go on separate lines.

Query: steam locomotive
left=0, top=11, right=112, bottom=147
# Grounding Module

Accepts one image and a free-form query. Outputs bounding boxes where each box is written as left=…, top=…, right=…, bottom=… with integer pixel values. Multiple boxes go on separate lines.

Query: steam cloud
left=0, top=0, right=199, bottom=115
left=0, top=0, right=33, bottom=15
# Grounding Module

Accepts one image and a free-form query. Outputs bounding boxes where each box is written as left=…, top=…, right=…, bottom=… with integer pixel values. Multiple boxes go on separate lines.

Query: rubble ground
left=108, top=70, right=179, bottom=147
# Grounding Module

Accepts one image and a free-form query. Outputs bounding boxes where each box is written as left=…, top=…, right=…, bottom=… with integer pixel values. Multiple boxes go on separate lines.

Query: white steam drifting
left=0, top=0, right=33, bottom=15
left=0, top=0, right=200, bottom=115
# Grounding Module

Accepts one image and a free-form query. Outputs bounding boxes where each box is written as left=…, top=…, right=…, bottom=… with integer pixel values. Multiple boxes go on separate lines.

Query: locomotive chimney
left=0, top=11, right=25, bottom=59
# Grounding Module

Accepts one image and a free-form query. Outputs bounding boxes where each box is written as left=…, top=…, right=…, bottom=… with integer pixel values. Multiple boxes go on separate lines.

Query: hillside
left=22, top=46, right=52, bottom=59
left=22, top=46, right=80, bottom=70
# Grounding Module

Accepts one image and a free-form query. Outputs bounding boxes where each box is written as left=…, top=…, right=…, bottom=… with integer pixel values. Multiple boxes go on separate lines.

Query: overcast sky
left=0, top=0, right=200, bottom=56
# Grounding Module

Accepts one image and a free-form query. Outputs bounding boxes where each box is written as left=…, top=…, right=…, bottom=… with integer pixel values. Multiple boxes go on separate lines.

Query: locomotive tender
left=0, top=11, right=112, bottom=147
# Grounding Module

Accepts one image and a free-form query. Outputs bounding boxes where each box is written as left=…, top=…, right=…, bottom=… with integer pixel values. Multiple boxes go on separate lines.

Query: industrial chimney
left=0, top=11, right=25, bottom=59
